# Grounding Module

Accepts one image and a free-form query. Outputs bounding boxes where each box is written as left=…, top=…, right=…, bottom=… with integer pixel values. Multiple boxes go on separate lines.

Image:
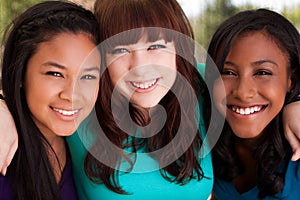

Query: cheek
left=107, top=62, right=129, bottom=86
left=24, top=85, right=48, bottom=118
left=76, top=80, right=100, bottom=105
left=213, top=79, right=227, bottom=116
left=266, top=77, right=290, bottom=100
left=168, top=54, right=176, bottom=69
left=24, top=77, right=46, bottom=103
left=258, top=80, right=287, bottom=116
left=157, top=54, right=177, bottom=86
left=265, top=86, right=286, bottom=104
left=89, top=85, right=99, bottom=106
left=160, top=54, right=176, bottom=70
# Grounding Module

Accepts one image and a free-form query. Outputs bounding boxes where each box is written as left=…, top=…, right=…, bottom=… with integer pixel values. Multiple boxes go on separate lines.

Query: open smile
left=129, top=78, right=159, bottom=90
left=51, top=107, right=79, bottom=116
left=228, top=105, right=267, bottom=115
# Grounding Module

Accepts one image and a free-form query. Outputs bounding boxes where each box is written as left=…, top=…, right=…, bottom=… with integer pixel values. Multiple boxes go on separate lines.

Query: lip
left=50, top=106, right=81, bottom=121
left=227, top=104, right=268, bottom=116
left=127, top=78, right=160, bottom=93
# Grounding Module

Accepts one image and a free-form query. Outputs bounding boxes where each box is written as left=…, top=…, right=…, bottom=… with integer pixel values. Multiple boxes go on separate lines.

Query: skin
left=283, top=103, right=300, bottom=161
left=214, top=31, right=291, bottom=139
left=24, top=33, right=100, bottom=139
left=213, top=31, right=292, bottom=192
left=2, top=31, right=300, bottom=177
left=106, top=35, right=177, bottom=108
left=23, top=32, right=100, bottom=180
left=0, top=100, right=18, bottom=176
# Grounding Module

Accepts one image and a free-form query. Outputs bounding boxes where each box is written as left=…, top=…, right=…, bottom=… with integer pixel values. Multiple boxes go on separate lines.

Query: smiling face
left=213, top=31, right=291, bottom=139
left=24, top=33, right=100, bottom=139
left=106, top=35, right=177, bottom=108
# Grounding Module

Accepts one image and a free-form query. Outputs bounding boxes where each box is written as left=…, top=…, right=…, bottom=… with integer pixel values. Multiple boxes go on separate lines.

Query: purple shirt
left=0, top=172, right=13, bottom=199
left=60, top=148, right=78, bottom=199
left=0, top=149, right=77, bottom=199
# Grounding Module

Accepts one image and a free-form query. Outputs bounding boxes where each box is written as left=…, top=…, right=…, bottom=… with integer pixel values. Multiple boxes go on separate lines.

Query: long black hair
left=203, top=9, right=300, bottom=198
left=1, top=1, right=99, bottom=199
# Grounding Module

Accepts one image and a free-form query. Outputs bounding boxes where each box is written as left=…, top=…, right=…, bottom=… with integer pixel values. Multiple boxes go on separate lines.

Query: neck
left=234, top=130, right=267, bottom=150
left=233, top=138, right=258, bottom=193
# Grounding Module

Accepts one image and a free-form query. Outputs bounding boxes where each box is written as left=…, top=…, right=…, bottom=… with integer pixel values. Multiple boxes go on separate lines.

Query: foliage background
left=0, top=0, right=300, bottom=87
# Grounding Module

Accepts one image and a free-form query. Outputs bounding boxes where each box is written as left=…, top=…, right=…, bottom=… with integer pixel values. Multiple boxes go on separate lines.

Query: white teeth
left=53, top=108, right=79, bottom=116
left=131, top=79, right=157, bottom=89
left=231, top=106, right=263, bottom=115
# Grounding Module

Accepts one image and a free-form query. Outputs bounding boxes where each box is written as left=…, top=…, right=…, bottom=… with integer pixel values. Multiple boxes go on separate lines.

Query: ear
left=287, top=76, right=292, bottom=92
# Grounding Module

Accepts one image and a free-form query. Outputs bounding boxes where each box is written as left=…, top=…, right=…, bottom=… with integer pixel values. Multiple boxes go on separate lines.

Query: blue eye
left=111, top=48, right=129, bottom=55
left=148, top=44, right=166, bottom=50
left=46, top=71, right=63, bottom=78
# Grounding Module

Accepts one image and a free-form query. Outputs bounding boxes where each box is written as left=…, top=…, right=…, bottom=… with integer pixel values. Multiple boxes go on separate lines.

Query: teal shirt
left=66, top=63, right=213, bottom=199
left=67, top=116, right=213, bottom=200
left=213, top=155, right=300, bottom=200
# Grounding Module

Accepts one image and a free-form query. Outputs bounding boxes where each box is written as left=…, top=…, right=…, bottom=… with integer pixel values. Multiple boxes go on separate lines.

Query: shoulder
left=281, top=159, right=300, bottom=190
left=268, top=158, right=300, bottom=199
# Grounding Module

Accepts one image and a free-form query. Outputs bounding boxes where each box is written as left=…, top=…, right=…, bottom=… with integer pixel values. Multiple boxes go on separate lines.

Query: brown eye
left=221, top=70, right=236, bottom=76
left=254, top=70, right=272, bottom=76
left=46, top=71, right=63, bottom=78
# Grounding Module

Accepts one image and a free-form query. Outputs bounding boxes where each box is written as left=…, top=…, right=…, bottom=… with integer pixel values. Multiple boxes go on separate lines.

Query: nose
left=129, top=48, right=150, bottom=69
left=232, top=76, right=256, bottom=101
left=59, top=79, right=77, bottom=102
left=129, top=48, right=155, bottom=77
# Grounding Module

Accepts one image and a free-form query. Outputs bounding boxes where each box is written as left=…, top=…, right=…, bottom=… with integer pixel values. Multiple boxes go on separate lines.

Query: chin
left=232, top=130, right=262, bottom=139
left=54, top=127, right=76, bottom=136
left=136, top=101, right=161, bottom=109
left=229, top=122, right=265, bottom=139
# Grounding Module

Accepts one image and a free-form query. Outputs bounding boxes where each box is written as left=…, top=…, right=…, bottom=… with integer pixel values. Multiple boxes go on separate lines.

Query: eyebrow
left=42, top=61, right=66, bottom=69
left=224, top=59, right=278, bottom=67
left=41, top=61, right=100, bottom=72
left=251, top=59, right=278, bottom=67
left=83, top=66, right=100, bottom=72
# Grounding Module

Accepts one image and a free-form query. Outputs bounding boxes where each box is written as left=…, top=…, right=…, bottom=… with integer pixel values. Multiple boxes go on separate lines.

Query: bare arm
left=0, top=98, right=18, bottom=175
left=283, top=100, right=300, bottom=161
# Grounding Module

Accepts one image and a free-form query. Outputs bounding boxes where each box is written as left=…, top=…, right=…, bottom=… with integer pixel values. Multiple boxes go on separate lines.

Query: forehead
left=28, top=33, right=100, bottom=71
left=226, top=31, right=288, bottom=64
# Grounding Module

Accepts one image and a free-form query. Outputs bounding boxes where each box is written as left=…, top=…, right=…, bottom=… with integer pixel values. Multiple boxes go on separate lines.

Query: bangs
left=98, top=0, right=181, bottom=44
left=102, top=27, right=174, bottom=52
